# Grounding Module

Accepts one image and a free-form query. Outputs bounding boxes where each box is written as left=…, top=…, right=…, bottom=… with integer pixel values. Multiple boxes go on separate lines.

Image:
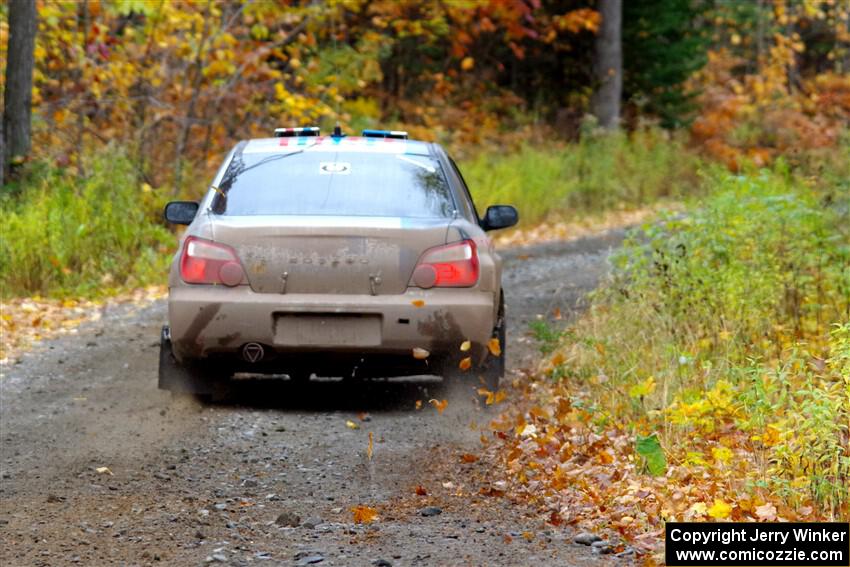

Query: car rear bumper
left=168, top=285, right=497, bottom=364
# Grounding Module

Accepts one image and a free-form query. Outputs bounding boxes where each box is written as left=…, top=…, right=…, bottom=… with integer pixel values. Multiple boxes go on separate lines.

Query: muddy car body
left=159, top=128, right=517, bottom=395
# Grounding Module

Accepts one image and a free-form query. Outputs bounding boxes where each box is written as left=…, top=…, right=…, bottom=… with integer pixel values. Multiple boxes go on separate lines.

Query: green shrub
left=460, top=128, right=703, bottom=226
left=552, top=168, right=849, bottom=515
left=0, top=151, right=172, bottom=297
left=608, top=169, right=848, bottom=368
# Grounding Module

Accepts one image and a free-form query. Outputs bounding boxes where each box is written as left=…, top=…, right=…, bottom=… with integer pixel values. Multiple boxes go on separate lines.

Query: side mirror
left=164, top=201, right=199, bottom=225
left=481, top=205, right=519, bottom=231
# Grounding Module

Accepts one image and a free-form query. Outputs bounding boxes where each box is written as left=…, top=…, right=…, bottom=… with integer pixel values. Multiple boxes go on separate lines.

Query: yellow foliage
left=706, top=380, right=735, bottom=413
left=628, top=376, right=656, bottom=399
left=707, top=499, right=732, bottom=519
left=711, top=446, right=733, bottom=465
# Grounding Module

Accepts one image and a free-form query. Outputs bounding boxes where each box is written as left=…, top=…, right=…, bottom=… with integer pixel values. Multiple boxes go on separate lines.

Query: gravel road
left=1, top=230, right=625, bottom=567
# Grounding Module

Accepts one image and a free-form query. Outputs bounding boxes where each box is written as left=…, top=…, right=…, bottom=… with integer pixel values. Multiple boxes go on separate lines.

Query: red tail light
left=411, top=239, right=479, bottom=288
left=180, top=236, right=244, bottom=286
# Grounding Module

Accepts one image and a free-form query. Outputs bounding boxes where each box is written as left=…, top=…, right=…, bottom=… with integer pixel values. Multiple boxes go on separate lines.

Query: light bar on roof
left=274, top=127, right=320, bottom=137
left=362, top=129, right=408, bottom=140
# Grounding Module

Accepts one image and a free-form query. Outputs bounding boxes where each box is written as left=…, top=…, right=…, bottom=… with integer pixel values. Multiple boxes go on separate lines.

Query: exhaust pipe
left=242, top=343, right=265, bottom=363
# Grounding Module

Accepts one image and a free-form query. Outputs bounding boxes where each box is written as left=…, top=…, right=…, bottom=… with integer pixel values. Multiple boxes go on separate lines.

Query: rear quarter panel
left=447, top=218, right=502, bottom=325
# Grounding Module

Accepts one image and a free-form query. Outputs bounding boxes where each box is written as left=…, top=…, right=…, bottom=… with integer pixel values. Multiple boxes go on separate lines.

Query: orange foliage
left=2, top=1, right=601, bottom=189
left=691, top=0, right=850, bottom=170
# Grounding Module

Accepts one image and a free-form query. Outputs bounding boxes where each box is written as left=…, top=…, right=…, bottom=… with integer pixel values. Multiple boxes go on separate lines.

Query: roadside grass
left=592, top=168, right=850, bottom=515
left=488, top=164, right=849, bottom=544
left=461, top=128, right=703, bottom=227
left=0, top=150, right=172, bottom=298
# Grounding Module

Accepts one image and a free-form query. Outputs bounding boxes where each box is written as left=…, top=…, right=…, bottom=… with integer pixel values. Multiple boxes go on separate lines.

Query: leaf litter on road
left=1, top=285, right=165, bottom=365
left=493, top=204, right=679, bottom=249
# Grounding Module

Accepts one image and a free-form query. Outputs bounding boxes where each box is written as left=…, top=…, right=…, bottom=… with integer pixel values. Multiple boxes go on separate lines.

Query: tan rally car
left=159, top=127, right=518, bottom=396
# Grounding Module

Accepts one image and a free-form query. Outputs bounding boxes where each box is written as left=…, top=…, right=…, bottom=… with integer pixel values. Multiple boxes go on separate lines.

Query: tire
left=158, top=326, right=230, bottom=399
left=479, top=293, right=506, bottom=393
left=441, top=293, right=505, bottom=398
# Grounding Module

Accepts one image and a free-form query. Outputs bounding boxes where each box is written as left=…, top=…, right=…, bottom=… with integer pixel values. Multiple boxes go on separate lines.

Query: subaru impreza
left=159, top=127, right=518, bottom=397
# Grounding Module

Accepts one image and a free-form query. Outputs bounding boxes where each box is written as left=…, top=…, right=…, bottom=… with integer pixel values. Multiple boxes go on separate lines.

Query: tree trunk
left=591, top=0, right=622, bottom=130
left=3, top=0, right=38, bottom=181
left=75, top=0, right=89, bottom=178
left=0, top=109, right=5, bottom=187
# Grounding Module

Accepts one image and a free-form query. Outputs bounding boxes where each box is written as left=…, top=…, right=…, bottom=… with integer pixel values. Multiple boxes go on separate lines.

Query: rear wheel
left=440, top=293, right=505, bottom=399
left=479, top=293, right=506, bottom=394
left=158, top=326, right=231, bottom=400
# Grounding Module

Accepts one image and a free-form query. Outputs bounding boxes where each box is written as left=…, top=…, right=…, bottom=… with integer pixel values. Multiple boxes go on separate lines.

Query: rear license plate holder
left=274, top=313, right=382, bottom=347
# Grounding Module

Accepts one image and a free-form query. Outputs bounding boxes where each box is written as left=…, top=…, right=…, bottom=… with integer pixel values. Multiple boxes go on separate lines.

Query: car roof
left=242, top=136, right=434, bottom=157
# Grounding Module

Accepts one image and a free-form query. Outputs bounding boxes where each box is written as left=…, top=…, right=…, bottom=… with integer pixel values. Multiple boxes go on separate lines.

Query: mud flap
left=479, top=293, right=505, bottom=393
left=440, top=294, right=504, bottom=397
left=158, top=326, right=215, bottom=395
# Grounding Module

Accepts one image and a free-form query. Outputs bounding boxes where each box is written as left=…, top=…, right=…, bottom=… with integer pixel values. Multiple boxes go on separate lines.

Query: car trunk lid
left=210, top=215, right=449, bottom=295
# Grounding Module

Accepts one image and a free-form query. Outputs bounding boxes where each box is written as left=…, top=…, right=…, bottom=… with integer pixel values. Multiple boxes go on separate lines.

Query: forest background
left=1, top=0, right=848, bottom=544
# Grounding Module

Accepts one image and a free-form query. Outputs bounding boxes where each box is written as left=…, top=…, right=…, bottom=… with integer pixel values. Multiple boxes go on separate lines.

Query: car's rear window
left=212, top=150, right=455, bottom=218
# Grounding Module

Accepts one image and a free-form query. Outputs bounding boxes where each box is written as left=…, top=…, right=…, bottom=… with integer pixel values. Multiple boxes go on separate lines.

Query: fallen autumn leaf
left=412, top=347, right=430, bottom=359
left=351, top=505, right=378, bottom=524
left=487, top=337, right=501, bottom=357
left=367, top=431, right=373, bottom=460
